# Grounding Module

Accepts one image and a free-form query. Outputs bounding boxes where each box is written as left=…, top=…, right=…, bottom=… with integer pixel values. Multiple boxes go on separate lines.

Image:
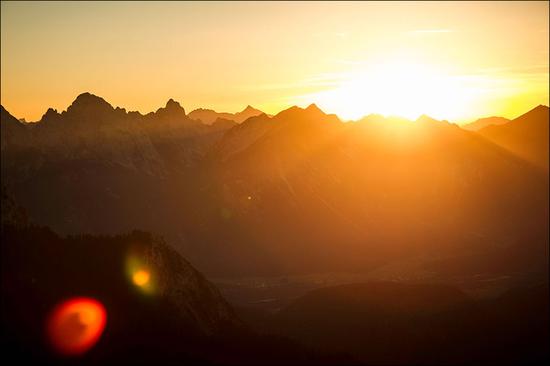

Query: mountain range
left=188, top=105, right=265, bottom=125
left=477, top=105, right=549, bottom=171
left=1, top=93, right=549, bottom=364
left=1, top=94, right=548, bottom=278
left=461, top=116, right=511, bottom=131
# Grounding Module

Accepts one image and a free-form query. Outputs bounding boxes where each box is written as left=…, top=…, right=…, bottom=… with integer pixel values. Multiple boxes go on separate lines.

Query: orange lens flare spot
left=126, top=253, right=156, bottom=295
left=132, top=269, right=151, bottom=287
left=47, top=297, right=107, bottom=356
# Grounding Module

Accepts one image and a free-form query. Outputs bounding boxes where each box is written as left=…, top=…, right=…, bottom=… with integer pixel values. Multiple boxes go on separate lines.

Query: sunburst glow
left=299, top=58, right=486, bottom=122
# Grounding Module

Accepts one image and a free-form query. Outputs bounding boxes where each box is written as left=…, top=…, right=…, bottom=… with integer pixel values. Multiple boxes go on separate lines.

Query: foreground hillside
left=0, top=198, right=347, bottom=364
left=239, top=281, right=549, bottom=365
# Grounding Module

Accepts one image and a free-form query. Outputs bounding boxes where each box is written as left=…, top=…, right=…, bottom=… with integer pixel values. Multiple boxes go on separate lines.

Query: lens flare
left=126, top=253, right=156, bottom=295
left=132, top=269, right=151, bottom=287
left=46, top=297, right=107, bottom=356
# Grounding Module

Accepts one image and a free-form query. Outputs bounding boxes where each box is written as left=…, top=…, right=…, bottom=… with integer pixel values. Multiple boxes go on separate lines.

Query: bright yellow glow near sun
left=1, top=2, right=547, bottom=122
left=300, top=57, right=487, bottom=122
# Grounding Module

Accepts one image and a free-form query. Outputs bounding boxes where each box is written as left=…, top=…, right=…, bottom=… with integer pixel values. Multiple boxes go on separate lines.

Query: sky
left=1, top=1, right=548, bottom=123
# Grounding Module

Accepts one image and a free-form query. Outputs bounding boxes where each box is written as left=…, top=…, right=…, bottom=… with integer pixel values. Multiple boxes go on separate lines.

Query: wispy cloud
left=474, top=65, right=549, bottom=75
left=334, top=59, right=370, bottom=66
left=313, top=31, right=352, bottom=39
left=240, top=72, right=347, bottom=92
left=335, top=31, right=349, bottom=39
left=408, top=29, right=453, bottom=35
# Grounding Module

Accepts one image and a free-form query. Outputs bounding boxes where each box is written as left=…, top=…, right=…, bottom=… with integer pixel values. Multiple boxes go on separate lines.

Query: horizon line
left=2, top=91, right=548, bottom=126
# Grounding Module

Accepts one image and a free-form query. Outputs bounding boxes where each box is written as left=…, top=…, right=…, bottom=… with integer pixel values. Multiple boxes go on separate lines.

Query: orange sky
left=1, top=1, right=548, bottom=123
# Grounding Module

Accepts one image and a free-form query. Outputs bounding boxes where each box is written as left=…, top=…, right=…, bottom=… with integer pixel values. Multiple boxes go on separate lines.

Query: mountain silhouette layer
left=478, top=105, right=549, bottom=171
left=189, top=105, right=264, bottom=124
left=1, top=94, right=548, bottom=278
left=462, top=116, right=510, bottom=131
left=1, top=93, right=549, bottom=365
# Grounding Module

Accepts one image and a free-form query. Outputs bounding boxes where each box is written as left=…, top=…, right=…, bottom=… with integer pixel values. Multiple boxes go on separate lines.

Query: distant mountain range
left=1, top=94, right=548, bottom=278
left=462, top=116, right=511, bottom=131
left=188, top=105, right=265, bottom=124
left=1, top=93, right=238, bottom=175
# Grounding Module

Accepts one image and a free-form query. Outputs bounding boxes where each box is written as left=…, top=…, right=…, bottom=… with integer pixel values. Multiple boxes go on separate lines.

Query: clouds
left=407, top=29, right=454, bottom=35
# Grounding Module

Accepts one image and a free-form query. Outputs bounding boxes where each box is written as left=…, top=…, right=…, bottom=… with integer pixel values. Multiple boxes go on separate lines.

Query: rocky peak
left=165, top=99, right=184, bottom=112
left=305, top=103, right=323, bottom=114
left=522, top=104, right=549, bottom=120
left=416, top=114, right=440, bottom=124
left=40, top=108, right=61, bottom=123
left=66, top=92, right=114, bottom=115
left=156, top=98, right=186, bottom=118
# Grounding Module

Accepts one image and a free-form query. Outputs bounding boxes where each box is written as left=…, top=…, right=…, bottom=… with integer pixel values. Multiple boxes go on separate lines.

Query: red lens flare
left=46, top=297, right=107, bottom=356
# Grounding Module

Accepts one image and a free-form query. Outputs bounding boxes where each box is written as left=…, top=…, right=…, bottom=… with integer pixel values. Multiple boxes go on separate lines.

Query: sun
left=301, top=58, right=478, bottom=122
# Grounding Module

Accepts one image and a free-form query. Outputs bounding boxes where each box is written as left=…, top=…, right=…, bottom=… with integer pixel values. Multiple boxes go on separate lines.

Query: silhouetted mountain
left=66, top=92, right=115, bottom=117
left=2, top=94, right=549, bottom=364
left=1, top=95, right=548, bottom=279
left=477, top=104, right=549, bottom=171
left=235, top=105, right=265, bottom=123
left=200, top=104, right=548, bottom=275
left=245, top=281, right=549, bottom=365
left=189, top=105, right=264, bottom=124
left=0, top=105, right=27, bottom=151
left=211, top=117, right=238, bottom=131
left=206, top=113, right=272, bottom=162
left=1, top=92, right=233, bottom=173
left=462, top=116, right=510, bottom=131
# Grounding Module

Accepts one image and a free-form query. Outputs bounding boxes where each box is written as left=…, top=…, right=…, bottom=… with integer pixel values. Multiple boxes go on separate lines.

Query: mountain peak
left=73, top=92, right=109, bottom=106
left=156, top=98, right=186, bottom=117
left=416, top=114, right=440, bottom=124
left=275, top=105, right=302, bottom=117
left=67, top=92, right=113, bottom=114
left=532, top=104, right=549, bottom=114
left=515, top=104, right=549, bottom=123
left=41, top=108, right=60, bottom=122
left=273, top=104, right=341, bottom=128
left=191, top=108, right=215, bottom=113
left=306, top=103, right=323, bottom=113
left=166, top=98, right=182, bottom=110
left=276, top=104, right=326, bottom=118
left=358, top=113, right=387, bottom=124
left=1, top=105, right=23, bottom=126
left=462, top=116, right=510, bottom=131
left=0, top=105, right=11, bottom=117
